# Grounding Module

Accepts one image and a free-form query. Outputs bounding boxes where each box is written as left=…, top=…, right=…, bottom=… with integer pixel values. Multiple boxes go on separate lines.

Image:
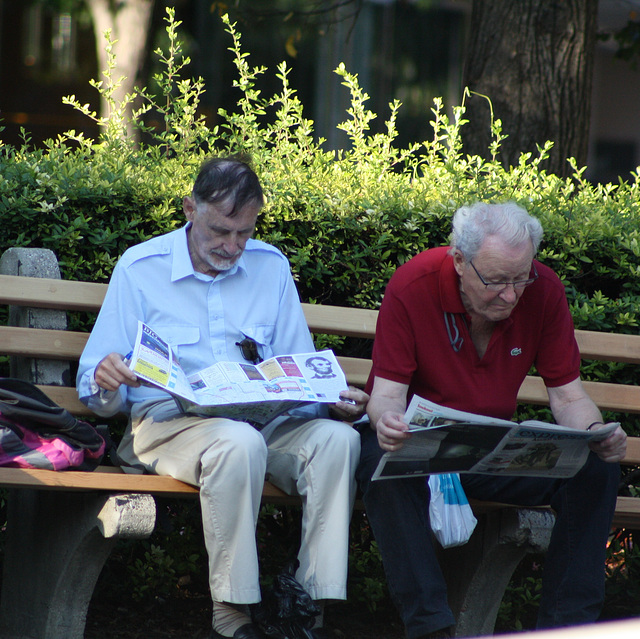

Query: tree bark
left=462, top=0, right=598, bottom=177
left=85, top=0, right=154, bottom=140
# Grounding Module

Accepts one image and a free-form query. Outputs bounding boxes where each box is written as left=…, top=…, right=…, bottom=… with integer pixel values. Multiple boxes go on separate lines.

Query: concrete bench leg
left=0, top=246, right=159, bottom=637
left=0, top=489, right=156, bottom=639
left=438, top=507, right=555, bottom=637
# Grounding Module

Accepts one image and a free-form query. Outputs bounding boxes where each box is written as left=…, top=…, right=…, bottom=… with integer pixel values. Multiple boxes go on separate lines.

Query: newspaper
left=127, top=321, right=350, bottom=425
left=372, top=395, right=618, bottom=480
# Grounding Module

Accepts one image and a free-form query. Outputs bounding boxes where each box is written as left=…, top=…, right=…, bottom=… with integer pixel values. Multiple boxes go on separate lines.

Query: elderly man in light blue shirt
left=77, top=157, right=367, bottom=639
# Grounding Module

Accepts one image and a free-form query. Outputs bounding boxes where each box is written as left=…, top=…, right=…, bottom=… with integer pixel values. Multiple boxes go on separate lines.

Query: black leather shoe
left=210, top=622, right=267, bottom=639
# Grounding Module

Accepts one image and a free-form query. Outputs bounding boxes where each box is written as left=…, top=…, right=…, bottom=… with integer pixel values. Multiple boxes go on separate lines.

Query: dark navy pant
left=356, top=427, right=620, bottom=639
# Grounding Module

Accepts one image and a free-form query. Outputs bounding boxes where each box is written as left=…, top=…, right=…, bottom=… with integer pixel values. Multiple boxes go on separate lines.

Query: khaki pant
left=118, top=399, right=360, bottom=603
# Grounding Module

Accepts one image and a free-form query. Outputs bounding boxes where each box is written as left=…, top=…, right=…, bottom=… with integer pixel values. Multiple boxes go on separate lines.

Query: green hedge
left=1, top=8, right=639, bottom=409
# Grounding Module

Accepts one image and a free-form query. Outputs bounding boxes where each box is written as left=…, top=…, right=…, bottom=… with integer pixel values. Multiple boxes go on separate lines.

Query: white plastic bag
left=428, top=472, right=478, bottom=548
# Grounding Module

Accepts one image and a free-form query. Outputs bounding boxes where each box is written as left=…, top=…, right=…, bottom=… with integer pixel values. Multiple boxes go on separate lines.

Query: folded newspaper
left=127, top=322, right=350, bottom=425
left=372, top=395, right=618, bottom=480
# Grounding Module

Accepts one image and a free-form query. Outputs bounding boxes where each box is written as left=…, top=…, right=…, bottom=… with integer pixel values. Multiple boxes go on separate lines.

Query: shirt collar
left=439, top=251, right=466, bottom=314
left=170, top=223, right=249, bottom=282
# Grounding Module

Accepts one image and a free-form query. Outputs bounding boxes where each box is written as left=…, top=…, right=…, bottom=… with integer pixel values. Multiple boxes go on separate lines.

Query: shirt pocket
left=239, top=324, right=275, bottom=361
left=154, top=325, right=200, bottom=359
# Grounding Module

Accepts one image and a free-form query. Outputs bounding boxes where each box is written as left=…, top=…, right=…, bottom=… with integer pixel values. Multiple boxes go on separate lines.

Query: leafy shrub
left=603, top=530, right=640, bottom=620
left=1, top=10, right=639, bottom=323
left=495, top=559, right=543, bottom=633
left=348, top=511, right=391, bottom=613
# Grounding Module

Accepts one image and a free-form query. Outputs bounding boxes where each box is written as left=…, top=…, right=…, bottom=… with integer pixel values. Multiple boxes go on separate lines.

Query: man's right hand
left=94, top=352, right=141, bottom=392
left=367, top=376, right=411, bottom=451
left=375, top=411, right=412, bottom=452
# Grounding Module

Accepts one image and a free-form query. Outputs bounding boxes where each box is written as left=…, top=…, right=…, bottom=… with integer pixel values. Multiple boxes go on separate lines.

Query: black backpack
left=0, top=378, right=106, bottom=471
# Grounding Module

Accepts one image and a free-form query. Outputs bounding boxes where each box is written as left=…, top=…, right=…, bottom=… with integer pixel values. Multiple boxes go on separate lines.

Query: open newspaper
left=127, top=322, right=350, bottom=425
left=372, top=395, right=618, bottom=480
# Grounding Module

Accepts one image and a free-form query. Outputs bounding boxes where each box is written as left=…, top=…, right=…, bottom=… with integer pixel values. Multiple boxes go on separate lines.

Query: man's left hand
left=589, top=423, right=627, bottom=463
left=329, top=386, right=370, bottom=422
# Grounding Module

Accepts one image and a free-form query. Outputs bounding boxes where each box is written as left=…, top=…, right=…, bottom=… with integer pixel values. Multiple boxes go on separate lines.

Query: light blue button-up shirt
left=77, top=224, right=316, bottom=418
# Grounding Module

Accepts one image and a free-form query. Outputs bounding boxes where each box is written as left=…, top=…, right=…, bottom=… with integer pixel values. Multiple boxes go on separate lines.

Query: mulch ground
left=83, top=504, right=406, bottom=639
left=85, top=591, right=406, bottom=639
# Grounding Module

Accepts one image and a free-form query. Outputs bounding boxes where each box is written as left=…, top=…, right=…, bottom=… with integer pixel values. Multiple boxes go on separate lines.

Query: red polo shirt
left=369, top=246, right=580, bottom=421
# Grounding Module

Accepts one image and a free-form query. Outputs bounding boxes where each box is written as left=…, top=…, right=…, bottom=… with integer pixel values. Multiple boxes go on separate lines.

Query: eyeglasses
left=468, top=260, right=538, bottom=292
left=235, top=337, right=263, bottom=364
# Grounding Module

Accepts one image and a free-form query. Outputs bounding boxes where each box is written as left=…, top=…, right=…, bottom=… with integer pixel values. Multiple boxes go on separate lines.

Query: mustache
left=210, top=250, right=242, bottom=259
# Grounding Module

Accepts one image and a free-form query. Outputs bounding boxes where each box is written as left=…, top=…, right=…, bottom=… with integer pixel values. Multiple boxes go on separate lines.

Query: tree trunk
left=462, top=0, right=598, bottom=177
left=85, top=0, right=154, bottom=140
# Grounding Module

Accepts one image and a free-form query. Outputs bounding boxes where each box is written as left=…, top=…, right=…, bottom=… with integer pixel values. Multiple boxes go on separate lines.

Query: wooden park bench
left=0, top=246, right=639, bottom=638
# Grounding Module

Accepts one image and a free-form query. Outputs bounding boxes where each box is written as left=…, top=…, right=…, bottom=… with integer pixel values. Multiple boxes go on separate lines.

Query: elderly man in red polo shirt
left=356, top=201, right=627, bottom=639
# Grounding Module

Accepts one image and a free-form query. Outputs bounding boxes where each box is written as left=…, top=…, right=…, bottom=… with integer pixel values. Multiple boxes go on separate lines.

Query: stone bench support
left=0, top=248, right=157, bottom=639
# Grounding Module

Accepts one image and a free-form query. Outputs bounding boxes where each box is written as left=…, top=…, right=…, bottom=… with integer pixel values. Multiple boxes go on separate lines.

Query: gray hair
left=192, top=156, right=264, bottom=217
left=449, top=202, right=543, bottom=260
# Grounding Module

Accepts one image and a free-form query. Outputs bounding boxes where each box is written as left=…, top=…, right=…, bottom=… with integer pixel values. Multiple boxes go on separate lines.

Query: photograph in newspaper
left=127, top=322, right=351, bottom=425
left=372, top=395, right=618, bottom=480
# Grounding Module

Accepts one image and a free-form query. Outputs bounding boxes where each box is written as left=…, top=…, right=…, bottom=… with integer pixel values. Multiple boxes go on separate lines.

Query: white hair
left=449, top=202, right=543, bottom=260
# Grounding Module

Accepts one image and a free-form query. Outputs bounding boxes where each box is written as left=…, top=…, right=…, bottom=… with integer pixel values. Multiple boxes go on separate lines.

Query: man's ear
left=183, top=196, right=196, bottom=222
left=452, top=250, right=466, bottom=277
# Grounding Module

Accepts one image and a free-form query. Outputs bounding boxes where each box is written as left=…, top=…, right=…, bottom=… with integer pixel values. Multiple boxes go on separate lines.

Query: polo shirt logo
left=510, top=347, right=522, bottom=356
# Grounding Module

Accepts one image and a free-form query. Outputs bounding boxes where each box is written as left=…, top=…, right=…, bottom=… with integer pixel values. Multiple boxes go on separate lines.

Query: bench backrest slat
left=302, top=304, right=378, bottom=338
left=0, top=326, right=88, bottom=359
left=1, top=274, right=640, bottom=364
left=0, top=274, right=106, bottom=311
left=2, top=274, right=639, bottom=467
left=625, top=436, right=640, bottom=465
left=517, top=376, right=640, bottom=415
left=37, top=385, right=94, bottom=417
left=575, top=329, right=640, bottom=364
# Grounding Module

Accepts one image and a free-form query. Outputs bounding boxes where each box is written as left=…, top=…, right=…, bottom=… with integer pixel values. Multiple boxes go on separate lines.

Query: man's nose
left=222, top=233, right=245, bottom=253
left=498, top=284, right=518, bottom=302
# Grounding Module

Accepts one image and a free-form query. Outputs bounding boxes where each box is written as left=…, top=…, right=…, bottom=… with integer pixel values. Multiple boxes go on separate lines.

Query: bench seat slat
left=0, top=466, right=298, bottom=505
left=613, top=496, right=640, bottom=528
left=0, top=465, right=198, bottom=495
left=5, top=465, right=638, bottom=528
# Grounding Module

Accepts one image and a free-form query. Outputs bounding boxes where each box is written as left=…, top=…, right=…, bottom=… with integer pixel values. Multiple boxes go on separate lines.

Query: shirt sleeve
left=270, top=259, right=316, bottom=356
left=76, top=258, right=143, bottom=416
left=369, top=276, right=418, bottom=390
left=534, top=270, right=581, bottom=388
left=264, top=258, right=323, bottom=424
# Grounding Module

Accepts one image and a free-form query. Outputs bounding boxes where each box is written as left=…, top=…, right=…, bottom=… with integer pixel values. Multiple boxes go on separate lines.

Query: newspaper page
left=128, top=322, right=196, bottom=401
left=372, top=395, right=618, bottom=480
left=128, top=322, right=349, bottom=424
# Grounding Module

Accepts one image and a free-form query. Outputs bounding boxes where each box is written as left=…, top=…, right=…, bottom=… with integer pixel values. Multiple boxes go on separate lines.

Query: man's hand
left=94, top=352, right=141, bottom=392
left=549, top=379, right=627, bottom=463
left=329, top=386, right=369, bottom=422
left=589, top=422, right=627, bottom=463
left=366, top=376, right=410, bottom=450
left=375, top=411, right=412, bottom=452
